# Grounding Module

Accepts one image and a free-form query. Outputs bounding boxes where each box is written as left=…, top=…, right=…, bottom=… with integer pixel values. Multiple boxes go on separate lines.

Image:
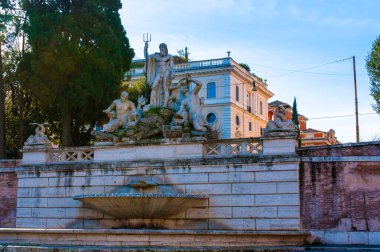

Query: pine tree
left=22, top=0, right=134, bottom=146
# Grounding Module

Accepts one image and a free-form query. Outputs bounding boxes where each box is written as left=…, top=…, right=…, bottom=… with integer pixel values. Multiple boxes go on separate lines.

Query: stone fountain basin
left=73, top=193, right=208, bottom=219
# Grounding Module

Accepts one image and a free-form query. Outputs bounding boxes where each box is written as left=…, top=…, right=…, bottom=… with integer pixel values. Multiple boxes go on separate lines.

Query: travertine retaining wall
left=299, top=141, right=380, bottom=245
left=15, top=156, right=300, bottom=231
left=0, top=160, right=20, bottom=228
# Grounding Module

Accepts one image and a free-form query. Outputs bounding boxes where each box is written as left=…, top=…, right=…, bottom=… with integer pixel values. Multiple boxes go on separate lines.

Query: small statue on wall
left=266, top=105, right=295, bottom=130
left=24, top=123, right=52, bottom=147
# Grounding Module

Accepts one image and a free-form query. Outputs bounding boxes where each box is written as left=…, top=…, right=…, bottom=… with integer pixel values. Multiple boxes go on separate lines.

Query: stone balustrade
left=22, top=138, right=268, bottom=164
left=47, top=148, right=94, bottom=162
left=203, top=137, right=263, bottom=157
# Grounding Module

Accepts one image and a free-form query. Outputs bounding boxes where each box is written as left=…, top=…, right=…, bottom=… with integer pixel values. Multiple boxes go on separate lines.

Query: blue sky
left=120, top=0, right=380, bottom=143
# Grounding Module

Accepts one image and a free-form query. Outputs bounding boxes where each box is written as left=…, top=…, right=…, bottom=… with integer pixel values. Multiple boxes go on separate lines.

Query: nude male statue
left=145, top=43, right=174, bottom=107
left=102, top=91, right=136, bottom=132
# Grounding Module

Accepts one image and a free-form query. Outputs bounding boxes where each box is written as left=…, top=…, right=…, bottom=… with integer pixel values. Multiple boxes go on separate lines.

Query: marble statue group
left=95, top=43, right=208, bottom=141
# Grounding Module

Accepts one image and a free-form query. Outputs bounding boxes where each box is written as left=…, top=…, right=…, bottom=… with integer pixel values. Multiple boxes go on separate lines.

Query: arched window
left=207, top=82, right=216, bottom=99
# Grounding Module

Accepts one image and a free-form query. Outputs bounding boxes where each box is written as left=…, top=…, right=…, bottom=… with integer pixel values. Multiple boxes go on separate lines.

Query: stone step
left=0, top=228, right=309, bottom=248
left=1, top=244, right=380, bottom=251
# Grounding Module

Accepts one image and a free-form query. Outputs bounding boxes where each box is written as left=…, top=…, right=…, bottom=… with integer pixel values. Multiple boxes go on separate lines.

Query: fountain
left=0, top=42, right=309, bottom=249
left=73, top=179, right=207, bottom=219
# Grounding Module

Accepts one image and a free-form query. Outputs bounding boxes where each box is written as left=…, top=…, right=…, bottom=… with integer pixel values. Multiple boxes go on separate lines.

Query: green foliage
left=292, top=97, right=299, bottom=126
left=366, top=35, right=380, bottom=114
left=252, top=72, right=264, bottom=82
left=292, top=97, right=301, bottom=147
left=130, top=61, right=145, bottom=69
left=173, top=55, right=187, bottom=64
left=3, top=47, right=49, bottom=158
left=124, top=77, right=146, bottom=105
left=0, top=0, right=34, bottom=158
left=175, top=48, right=189, bottom=63
left=239, top=63, right=251, bottom=72
left=22, top=0, right=134, bottom=146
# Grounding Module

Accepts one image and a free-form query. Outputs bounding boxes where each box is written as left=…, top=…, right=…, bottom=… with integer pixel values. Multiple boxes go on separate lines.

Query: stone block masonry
left=299, top=141, right=380, bottom=232
left=15, top=155, right=301, bottom=231
left=299, top=141, right=380, bottom=245
left=0, top=160, right=20, bottom=228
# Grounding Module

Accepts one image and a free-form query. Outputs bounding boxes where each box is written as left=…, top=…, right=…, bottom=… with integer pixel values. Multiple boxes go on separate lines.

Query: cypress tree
left=292, top=97, right=299, bottom=127
left=22, top=0, right=134, bottom=146
left=292, top=97, right=301, bottom=147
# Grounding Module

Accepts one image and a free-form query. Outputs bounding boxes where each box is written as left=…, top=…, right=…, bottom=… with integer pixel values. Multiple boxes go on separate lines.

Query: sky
left=120, top=0, right=380, bottom=143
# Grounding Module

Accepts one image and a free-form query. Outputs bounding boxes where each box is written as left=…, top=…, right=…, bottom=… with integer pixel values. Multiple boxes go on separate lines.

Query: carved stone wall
left=15, top=155, right=300, bottom=231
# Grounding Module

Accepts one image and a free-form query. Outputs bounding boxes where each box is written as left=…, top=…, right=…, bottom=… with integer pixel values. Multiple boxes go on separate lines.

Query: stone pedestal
left=262, top=129, right=298, bottom=155
left=21, top=148, right=48, bottom=164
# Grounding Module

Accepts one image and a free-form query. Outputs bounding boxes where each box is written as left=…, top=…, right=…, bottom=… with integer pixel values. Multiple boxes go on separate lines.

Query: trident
left=143, top=33, right=151, bottom=100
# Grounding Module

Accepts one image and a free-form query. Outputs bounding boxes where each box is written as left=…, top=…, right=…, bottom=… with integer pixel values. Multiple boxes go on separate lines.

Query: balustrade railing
left=41, top=138, right=262, bottom=163
left=203, top=138, right=263, bottom=157
left=47, top=148, right=94, bottom=162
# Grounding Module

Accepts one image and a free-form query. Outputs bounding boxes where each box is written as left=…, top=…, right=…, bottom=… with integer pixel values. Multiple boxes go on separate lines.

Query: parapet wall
left=16, top=155, right=300, bottom=231
left=299, top=141, right=380, bottom=233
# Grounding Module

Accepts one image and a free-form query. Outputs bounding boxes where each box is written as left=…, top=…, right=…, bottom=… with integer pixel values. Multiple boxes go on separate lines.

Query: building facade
left=127, top=57, right=274, bottom=139
left=268, top=100, right=340, bottom=147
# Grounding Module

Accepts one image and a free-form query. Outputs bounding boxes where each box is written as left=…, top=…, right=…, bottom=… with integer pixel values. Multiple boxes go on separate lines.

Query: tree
left=0, top=0, right=13, bottom=158
left=1, top=0, right=27, bottom=158
left=0, top=31, right=5, bottom=158
left=366, top=35, right=380, bottom=114
left=22, top=0, right=134, bottom=146
left=175, top=48, right=189, bottom=64
left=292, top=97, right=301, bottom=146
left=239, top=63, right=251, bottom=72
left=124, top=77, right=146, bottom=105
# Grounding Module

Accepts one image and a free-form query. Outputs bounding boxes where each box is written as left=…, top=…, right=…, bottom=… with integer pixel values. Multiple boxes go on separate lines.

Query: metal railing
left=47, top=147, right=94, bottom=163
left=203, top=137, right=263, bottom=157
